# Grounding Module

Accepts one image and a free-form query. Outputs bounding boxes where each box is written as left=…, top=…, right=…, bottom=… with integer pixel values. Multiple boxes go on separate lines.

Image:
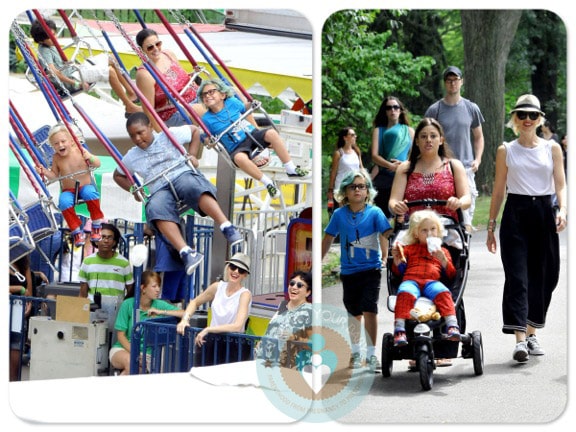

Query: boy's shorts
left=340, top=268, right=382, bottom=316
left=230, top=128, right=271, bottom=160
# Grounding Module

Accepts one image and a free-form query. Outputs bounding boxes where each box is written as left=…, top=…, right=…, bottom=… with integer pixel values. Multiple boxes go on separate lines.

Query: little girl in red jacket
left=390, top=209, right=460, bottom=346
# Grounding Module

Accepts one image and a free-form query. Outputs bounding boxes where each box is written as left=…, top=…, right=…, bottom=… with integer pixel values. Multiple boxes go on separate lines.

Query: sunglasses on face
left=229, top=264, right=247, bottom=275
left=385, top=105, right=401, bottom=111
left=201, top=88, right=220, bottom=99
left=347, top=183, right=367, bottom=191
left=347, top=132, right=357, bottom=137
left=289, top=280, right=307, bottom=289
left=516, top=111, right=540, bottom=121
left=145, top=41, right=162, bottom=52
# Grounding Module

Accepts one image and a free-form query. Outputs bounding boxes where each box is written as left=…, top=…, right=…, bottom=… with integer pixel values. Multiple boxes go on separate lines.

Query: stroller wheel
left=472, top=330, right=484, bottom=376
left=381, top=333, right=394, bottom=378
left=417, top=350, right=434, bottom=391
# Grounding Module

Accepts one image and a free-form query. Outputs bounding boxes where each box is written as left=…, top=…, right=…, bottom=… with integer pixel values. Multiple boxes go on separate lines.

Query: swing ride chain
left=43, top=166, right=97, bottom=186
left=206, top=101, right=262, bottom=149
left=127, top=154, right=198, bottom=201
left=105, top=10, right=147, bottom=63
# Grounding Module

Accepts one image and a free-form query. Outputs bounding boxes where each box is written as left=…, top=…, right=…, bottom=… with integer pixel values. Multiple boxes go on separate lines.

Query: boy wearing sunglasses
left=197, top=78, right=309, bottom=198
left=321, top=170, right=392, bottom=371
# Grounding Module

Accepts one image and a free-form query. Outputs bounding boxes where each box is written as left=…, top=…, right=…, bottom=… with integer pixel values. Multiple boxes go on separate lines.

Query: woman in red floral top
left=389, top=118, right=471, bottom=222
left=135, top=28, right=205, bottom=132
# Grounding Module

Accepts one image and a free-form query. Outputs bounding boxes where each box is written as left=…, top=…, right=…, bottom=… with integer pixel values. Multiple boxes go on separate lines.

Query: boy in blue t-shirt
left=198, top=78, right=309, bottom=198
left=321, top=169, right=392, bottom=371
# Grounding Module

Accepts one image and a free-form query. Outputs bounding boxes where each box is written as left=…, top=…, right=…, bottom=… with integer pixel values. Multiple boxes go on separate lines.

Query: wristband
left=487, top=219, right=497, bottom=233
left=20, top=287, right=26, bottom=295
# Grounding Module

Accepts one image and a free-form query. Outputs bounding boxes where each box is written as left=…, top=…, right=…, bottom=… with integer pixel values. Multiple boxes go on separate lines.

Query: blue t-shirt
left=325, top=204, right=391, bottom=275
left=202, top=97, right=255, bottom=153
left=121, top=126, right=193, bottom=195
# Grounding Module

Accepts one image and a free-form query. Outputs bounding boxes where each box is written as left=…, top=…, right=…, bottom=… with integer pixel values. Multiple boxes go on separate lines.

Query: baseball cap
left=443, top=66, right=463, bottom=80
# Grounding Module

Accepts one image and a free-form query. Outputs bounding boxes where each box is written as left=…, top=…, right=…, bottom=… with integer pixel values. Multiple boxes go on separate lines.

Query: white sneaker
left=526, top=335, right=545, bottom=355
left=349, top=352, right=362, bottom=369
left=513, top=341, right=529, bottom=362
left=367, top=355, right=380, bottom=372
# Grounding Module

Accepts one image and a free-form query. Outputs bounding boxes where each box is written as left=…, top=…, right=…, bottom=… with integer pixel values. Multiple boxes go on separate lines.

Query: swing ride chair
left=30, top=125, right=54, bottom=168
left=25, top=20, right=109, bottom=101
left=128, top=156, right=199, bottom=216
left=26, top=47, right=97, bottom=100
left=381, top=199, right=484, bottom=391
left=9, top=197, right=36, bottom=265
left=9, top=123, right=60, bottom=269
left=45, top=165, right=99, bottom=207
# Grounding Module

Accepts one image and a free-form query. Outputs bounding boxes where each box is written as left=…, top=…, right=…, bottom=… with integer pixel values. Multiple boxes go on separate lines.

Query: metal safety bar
left=131, top=317, right=261, bottom=374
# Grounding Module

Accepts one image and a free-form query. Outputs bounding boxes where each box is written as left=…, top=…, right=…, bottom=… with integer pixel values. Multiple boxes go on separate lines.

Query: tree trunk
left=460, top=10, right=522, bottom=193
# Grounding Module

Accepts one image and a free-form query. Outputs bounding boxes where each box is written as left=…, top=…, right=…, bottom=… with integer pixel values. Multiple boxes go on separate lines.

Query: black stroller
left=380, top=199, right=483, bottom=390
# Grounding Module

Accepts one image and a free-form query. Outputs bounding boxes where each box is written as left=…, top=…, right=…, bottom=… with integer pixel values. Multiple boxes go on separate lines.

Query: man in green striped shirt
left=79, top=224, right=134, bottom=329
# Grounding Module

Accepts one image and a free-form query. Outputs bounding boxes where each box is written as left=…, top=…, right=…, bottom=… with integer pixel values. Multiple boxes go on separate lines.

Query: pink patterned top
left=404, top=160, right=458, bottom=220
left=142, top=52, right=198, bottom=122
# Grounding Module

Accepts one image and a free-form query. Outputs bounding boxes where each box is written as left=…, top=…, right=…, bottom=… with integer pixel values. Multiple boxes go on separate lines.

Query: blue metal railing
left=130, top=317, right=261, bottom=374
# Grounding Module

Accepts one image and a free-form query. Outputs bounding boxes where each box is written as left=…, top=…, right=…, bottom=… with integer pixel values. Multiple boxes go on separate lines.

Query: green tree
left=321, top=9, right=566, bottom=197
left=519, top=10, right=566, bottom=135
left=322, top=10, right=434, bottom=177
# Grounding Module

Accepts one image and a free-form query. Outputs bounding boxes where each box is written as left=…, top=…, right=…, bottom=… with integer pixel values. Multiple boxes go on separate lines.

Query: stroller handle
left=399, top=199, right=466, bottom=227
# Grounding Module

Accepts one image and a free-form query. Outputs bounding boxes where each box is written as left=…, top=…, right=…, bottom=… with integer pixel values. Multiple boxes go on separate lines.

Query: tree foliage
left=322, top=10, right=434, bottom=163
left=321, top=9, right=566, bottom=196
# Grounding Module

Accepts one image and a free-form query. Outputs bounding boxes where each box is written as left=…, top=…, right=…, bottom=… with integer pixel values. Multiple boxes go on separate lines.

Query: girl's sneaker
left=394, top=329, right=408, bottom=346
left=72, top=229, right=85, bottom=247
left=445, top=326, right=461, bottom=341
left=90, top=224, right=102, bottom=243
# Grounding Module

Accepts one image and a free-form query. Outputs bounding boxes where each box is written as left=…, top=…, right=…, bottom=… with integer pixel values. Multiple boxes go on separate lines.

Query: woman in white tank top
left=176, top=253, right=252, bottom=365
left=486, top=94, right=566, bottom=363
left=328, top=127, right=363, bottom=211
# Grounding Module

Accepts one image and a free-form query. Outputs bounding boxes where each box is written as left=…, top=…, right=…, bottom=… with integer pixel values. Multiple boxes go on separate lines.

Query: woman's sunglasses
left=229, top=263, right=247, bottom=275
left=289, top=280, right=307, bottom=289
left=145, top=41, right=162, bottom=52
left=516, top=111, right=540, bottom=121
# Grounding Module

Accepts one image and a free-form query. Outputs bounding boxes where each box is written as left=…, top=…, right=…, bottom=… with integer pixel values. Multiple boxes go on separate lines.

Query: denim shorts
left=145, top=171, right=217, bottom=225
